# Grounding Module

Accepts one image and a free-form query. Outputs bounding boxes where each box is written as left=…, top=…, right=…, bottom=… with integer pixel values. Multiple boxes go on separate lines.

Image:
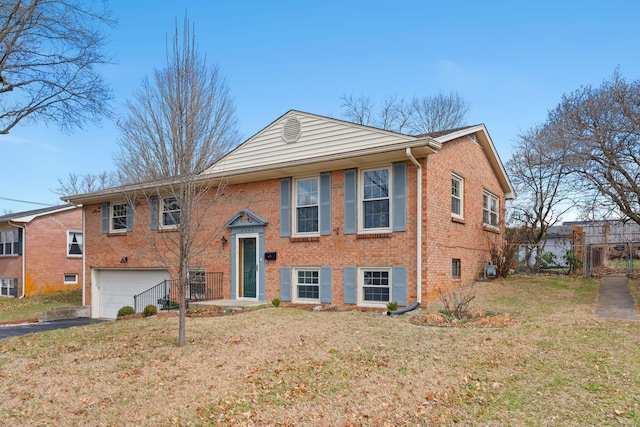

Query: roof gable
left=203, top=110, right=427, bottom=178
left=432, top=124, right=515, bottom=200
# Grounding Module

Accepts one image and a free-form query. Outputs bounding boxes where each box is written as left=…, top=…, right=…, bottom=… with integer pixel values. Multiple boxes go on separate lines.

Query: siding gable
left=204, top=111, right=416, bottom=176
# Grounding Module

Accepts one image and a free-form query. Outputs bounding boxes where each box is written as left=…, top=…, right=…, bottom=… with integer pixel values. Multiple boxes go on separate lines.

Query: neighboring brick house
left=0, top=205, right=83, bottom=297
left=64, top=110, right=514, bottom=319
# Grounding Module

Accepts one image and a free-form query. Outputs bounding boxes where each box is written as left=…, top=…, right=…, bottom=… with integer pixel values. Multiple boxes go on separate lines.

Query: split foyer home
left=0, top=205, right=83, bottom=297
left=63, top=110, right=515, bottom=319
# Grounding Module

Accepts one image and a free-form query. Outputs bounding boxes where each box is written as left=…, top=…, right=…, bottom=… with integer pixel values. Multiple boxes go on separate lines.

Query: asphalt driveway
left=0, top=318, right=106, bottom=339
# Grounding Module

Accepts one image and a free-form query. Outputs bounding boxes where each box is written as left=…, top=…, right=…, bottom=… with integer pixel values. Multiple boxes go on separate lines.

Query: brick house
left=63, top=110, right=514, bottom=319
left=0, top=205, right=83, bottom=297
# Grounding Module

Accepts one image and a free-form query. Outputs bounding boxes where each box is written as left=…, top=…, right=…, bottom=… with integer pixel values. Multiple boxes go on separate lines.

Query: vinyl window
left=359, top=268, right=391, bottom=306
left=0, top=229, right=18, bottom=256
left=483, top=191, right=499, bottom=227
left=293, top=268, right=320, bottom=303
left=111, top=203, right=129, bottom=232
left=67, top=231, right=82, bottom=256
left=451, top=173, right=464, bottom=219
left=294, top=177, right=319, bottom=235
left=162, top=197, right=180, bottom=227
left=360, top=168, right=391, bottom=231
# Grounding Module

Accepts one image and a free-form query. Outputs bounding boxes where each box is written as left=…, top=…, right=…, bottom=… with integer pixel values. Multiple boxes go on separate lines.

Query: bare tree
left=340, top=91, right=469, bottom=134
left=54, top=171, right=119, bottom=197
left=0, top=0, right=115, bottom=135
left=340, top=93, right=373, bottom=126
left=549, top=69, right=640, bottom=225
left=505, top=124, right=578, bottom=269
left=409, top=91, right=470, bottom=135
left=114, top=17, right=241, bottom=346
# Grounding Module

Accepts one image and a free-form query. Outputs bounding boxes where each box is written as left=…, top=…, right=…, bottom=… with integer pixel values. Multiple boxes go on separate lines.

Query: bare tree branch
left=0, top=0, right=115, bottom=134
left=549, top=69, right=640, bottom=225
left=340, top=91, right=469, bottom=134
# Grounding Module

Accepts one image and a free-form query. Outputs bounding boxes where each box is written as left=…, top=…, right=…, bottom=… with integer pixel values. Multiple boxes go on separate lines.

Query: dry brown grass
left=1, top=276, right=639, bottom=426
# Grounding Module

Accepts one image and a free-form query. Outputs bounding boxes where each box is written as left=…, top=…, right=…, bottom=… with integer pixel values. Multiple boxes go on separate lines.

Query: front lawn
left=0, top=290, right=82, bottom=322
left=1, top=276, right=639, bottom=426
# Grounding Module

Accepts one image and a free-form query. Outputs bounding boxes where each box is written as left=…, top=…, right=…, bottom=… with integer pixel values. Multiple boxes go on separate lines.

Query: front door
left=237, top=234, right=258, bottom=299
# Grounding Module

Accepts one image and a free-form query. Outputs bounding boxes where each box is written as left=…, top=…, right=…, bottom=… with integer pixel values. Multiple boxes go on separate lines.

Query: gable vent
left=282, top=116, right=302, bottom=143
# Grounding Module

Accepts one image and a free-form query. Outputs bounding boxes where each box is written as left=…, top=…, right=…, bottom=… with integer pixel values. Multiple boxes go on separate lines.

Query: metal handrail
left=133, top=272, right=223, bottom=312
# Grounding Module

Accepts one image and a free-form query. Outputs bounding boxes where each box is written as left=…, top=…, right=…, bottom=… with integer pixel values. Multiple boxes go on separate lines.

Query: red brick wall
left=422, top=135, right=505, bottom=304
left=83, top=137, right=506, bottom=311
left=24, top=208, right=83, bottom=296
left=83, top=169, right=419, bottom=310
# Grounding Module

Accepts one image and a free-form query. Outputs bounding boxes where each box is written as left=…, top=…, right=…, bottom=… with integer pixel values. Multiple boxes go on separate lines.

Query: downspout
left=81, top=207, right=86, bottom=309
left=405, top=147, right=422, bottom=305
left=8, top=220, right=26, bottom=298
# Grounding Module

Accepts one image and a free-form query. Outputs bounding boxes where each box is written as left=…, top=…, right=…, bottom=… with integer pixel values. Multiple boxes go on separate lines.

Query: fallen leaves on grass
left=410, top=309, right=517, bottom=327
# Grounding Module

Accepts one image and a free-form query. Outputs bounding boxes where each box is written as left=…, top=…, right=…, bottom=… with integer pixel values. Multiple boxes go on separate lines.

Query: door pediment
left=225, top=209, right=269, bottom=228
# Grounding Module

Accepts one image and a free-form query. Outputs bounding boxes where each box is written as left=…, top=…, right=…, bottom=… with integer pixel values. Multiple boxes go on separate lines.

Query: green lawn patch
left=0, top=290, right=82, bottom=322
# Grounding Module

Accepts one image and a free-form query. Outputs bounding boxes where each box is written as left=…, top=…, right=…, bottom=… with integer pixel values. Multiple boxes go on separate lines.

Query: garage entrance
left=93, top=269, right=170, bottom=319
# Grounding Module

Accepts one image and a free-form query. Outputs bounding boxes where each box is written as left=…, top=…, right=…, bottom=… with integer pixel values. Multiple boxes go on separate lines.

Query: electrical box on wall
left=264, top=252, right=277, bottom=260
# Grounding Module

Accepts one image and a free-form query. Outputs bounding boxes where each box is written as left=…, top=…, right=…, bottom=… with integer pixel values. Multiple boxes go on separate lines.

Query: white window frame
left=292, top=268, right=320, bottom=304
left=451, top=173, right=464, bottom=220
left=483, top=190, right=499, bottom=228
left=358, top=267, right=392, bottom=307
left=110, top=202, right=129, bottom=233
left=0, top=229, right=18, bottom=256
left=293, top=176, right=320, bottom=236
left=64, top=274, right=78, bottom=284
left=67, top=230, right=83, bottom=257
left=1, top=278, right=16, bottom=296
left=359, top=167, right=392, bottom=233
left=161, top=197, right=180, bottom=228
left=452, top=259, right=461, bottom=279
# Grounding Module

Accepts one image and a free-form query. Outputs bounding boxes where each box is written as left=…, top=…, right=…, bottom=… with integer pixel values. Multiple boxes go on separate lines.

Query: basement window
left=64, top=274, right=78, bottom=284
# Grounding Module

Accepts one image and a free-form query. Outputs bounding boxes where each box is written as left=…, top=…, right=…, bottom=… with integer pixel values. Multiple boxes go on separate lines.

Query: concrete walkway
left=595, top=276, right=640, bottom=321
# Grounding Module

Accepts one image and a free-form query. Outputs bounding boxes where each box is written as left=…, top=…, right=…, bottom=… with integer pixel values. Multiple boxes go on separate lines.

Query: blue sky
left=2, top=0, right=639, bottom=213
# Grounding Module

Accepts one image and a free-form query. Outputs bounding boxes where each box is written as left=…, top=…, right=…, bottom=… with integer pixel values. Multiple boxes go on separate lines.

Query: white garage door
left=96, top=269, right=170, bottom=319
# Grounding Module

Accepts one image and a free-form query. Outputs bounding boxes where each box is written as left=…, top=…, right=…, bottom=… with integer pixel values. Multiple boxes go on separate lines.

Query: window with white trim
left=293, top=268, right=320, bottom=303
left=0, top=229, right=18, bottom=256
left=64, top=274, right=78, bottom=284
left=294, top=177, right=319, bottom=235
left=360, top=167, right=391, bottom=231
left=1, top=278, right=16, bottom=297
left=359, top=268, right=391, bottom=306
left=451, top=173, right=464, bottom=219
left=452, top=259, right=461, bottom=279
left=111, top=202, right=129, bottom=232
left=162, top=197, right=180, bottom=227
left=483, top=191, right=499, bottom=227
left=67, top=230, right=82, bottom=256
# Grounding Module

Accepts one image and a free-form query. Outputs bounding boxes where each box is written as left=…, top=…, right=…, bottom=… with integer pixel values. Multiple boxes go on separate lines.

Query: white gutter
left=8, top=220, right=26, bottom=298
left=405, top=148, right=422, bottom=303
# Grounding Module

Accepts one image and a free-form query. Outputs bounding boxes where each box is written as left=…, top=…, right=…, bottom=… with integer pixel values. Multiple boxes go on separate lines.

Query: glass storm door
left=238, top=236, right=257, bottom=299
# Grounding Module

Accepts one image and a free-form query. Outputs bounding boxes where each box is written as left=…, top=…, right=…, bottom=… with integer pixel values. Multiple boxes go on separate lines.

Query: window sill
left=451, top=216, right=465, bottom=224
left=356, top=233, right=392, bottom=239
left=290, top=236, right=320, bottom=242
left=482, top=224, right=501, bottom=234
